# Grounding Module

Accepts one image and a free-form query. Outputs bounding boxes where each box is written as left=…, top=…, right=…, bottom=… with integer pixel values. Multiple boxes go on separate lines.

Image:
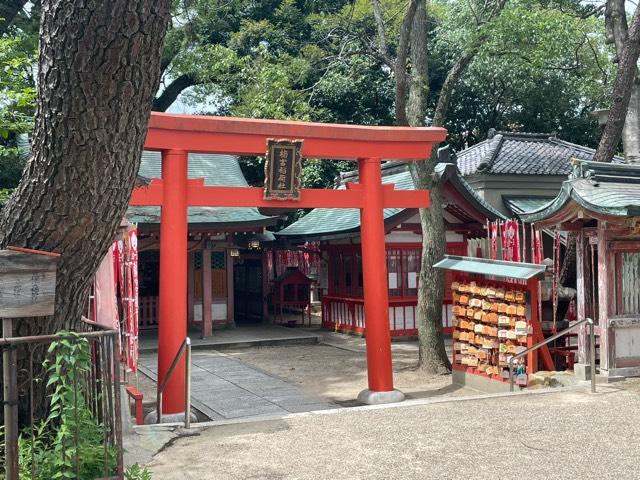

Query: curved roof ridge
left=495, top=131, right=554, bottom=140
left=549, top=138, right=625, bottom=163
left=477, top=134, right=504, bottom=172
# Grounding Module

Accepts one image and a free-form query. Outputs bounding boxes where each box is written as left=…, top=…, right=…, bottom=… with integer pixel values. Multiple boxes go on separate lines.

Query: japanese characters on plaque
left=0, top=248, right=58, bottom=318
left=264, top=139, right=303, bottom=201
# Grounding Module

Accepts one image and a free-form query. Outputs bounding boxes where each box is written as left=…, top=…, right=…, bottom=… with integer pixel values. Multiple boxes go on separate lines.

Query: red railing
left=321, top=295, right=453, bottom=336
left=139, top=296, right=159, bottom=329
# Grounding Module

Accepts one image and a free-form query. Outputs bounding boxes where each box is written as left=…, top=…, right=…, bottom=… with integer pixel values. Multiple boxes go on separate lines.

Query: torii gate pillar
left=357, top=158, right=402, bottom=403
left=158, top=150, right=188, bottom=414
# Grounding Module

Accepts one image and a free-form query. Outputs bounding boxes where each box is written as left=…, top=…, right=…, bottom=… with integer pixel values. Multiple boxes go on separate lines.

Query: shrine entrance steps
left=138, top=325, right=320, bottom=354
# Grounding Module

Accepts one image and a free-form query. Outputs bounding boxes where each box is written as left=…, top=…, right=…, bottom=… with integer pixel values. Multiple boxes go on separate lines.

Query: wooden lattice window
left=212, top=251, right=225, bottom=269
left=193, top=250, right=227, bottom=299
left=616, top=251, right=640, bottom=316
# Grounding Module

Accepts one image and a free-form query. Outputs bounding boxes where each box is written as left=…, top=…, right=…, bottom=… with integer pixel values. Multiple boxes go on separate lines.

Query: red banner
left=500, top=220, right=520, bottom=262
left=490, top=221, right=498, bottom=260
left=125, top=228, right=139, bottom=372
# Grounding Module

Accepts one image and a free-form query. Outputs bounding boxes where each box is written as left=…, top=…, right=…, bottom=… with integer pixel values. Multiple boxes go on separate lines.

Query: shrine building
left=277, top=160, right=505, bottom=336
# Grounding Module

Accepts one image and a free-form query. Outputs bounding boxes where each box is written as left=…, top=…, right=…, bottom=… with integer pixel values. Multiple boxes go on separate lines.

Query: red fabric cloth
left=94, top=243, right=119, bottom=330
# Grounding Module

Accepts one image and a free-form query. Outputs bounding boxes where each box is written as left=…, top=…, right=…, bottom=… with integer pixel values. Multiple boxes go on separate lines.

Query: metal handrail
left=157, top=337, right=192, bottom=428
left=508, top=318, right=596, bottom=393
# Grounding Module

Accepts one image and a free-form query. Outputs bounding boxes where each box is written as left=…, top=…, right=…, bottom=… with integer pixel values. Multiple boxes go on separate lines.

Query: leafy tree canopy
left=0, top=0, right=616, bottom=190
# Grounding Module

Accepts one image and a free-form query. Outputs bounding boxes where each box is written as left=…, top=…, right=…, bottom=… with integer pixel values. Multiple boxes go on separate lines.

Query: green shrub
left=0, top=332, right=118, bottom=479
left=125, top=463, right=153, bottom=480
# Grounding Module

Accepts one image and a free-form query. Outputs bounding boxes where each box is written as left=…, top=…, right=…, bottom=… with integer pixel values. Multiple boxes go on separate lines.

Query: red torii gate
left=130, top=112, right=446, bottom=414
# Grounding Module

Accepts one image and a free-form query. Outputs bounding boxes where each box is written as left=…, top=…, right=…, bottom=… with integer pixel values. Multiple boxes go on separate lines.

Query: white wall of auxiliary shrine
left=193, top=301, right=227, bottom=321
left=387, top=304, right=453, bottom=331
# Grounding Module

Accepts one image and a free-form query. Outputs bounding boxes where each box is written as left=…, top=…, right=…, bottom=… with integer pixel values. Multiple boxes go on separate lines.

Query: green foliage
left=125, top=463, right=153, bottom=480
left=0, top=187, right=13, bottom=207
left=420, top=0, right=611, bottom=146
left=0, top=32, right=36, bottom=189
left=0, top=332, right=117, bottom=479
left=0, top=36, right=36, bottom=141
left=42, top=332, right=115, bottom=480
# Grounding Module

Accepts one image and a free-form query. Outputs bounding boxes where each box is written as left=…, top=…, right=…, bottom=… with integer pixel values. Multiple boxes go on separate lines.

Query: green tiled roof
left=277, top=162, right=504, bottom=239
left=276, top=168, right=410, bottom=237
left=520, top=160, right=640, bottom=223
left=127, top=152, right=275, bottom=226
left=434, top=255, right=547, bottom=280
left=503, top=196, right=555, bottom=215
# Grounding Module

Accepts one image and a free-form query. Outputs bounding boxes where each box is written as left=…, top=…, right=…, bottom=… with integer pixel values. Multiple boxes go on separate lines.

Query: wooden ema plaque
left=0, top=247, right=59, bottom=318
left=264, top=139, right=303, bottom=200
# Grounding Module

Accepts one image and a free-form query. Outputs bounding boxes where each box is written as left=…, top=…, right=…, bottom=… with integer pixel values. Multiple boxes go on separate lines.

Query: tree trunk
left=0, top=0, right=170, bottom=420
left=404, top=0, right=451, bottom=374
left=594, top=6, right=640, bottom=163
left=621, top=82, right=640, bottom=164
left=411, top=160, right=451, bottom=374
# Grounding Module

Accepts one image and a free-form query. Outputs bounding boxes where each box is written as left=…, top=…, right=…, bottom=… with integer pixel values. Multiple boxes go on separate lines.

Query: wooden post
left=0, top=247, right=58, bottom=480
left=575, top=230, right=589, bottom=364
left=597, top=222, right=612, bottom=372
left=202, top=246, right=212, bottom=338
left=187, top=251, right=194, bottom=325
left=3, top=318, right=18, bottom=480
left=262, top=251, right=269, bottom=322
left=226, top=245, right=235, bottom=326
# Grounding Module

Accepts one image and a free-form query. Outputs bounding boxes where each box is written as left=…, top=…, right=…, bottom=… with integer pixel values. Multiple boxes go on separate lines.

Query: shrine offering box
left=434, top=255, right=548, bottom=393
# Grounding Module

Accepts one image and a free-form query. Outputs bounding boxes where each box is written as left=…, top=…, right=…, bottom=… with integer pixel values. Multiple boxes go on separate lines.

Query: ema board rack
left=451, top=280, right=531, bottom=385
left=434, top=255, right=552, bottom=392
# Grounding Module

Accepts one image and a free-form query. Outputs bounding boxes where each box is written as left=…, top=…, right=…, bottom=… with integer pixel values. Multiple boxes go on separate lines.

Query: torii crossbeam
left=130, top=113, right=446, bottom=414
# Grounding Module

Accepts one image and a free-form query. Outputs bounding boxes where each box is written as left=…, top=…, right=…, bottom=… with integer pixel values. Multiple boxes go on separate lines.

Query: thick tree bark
left=0, top=0, right=170, bottom=419
left=594, top=7, right=640, bottom=164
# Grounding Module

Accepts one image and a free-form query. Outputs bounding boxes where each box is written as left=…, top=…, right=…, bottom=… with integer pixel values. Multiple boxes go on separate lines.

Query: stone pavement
left=147, top=381, right=640, bottom=480
left=139, top=351, right=337, bottom=421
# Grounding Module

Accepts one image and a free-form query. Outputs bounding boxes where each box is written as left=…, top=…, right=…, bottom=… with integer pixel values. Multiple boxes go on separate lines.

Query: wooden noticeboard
left=263, top=139, right=303, bottom=200
left=0, top=247, right=59, bottom=318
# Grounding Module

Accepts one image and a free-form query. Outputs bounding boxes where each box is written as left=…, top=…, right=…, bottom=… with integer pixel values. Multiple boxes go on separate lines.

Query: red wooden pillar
left=202, top=246, right=213, bottom=337
left=158, top=149, right=188, bottom=414
left=358, top=157, right=398, bottom=399
left=187, top=251, right=195, bottom=325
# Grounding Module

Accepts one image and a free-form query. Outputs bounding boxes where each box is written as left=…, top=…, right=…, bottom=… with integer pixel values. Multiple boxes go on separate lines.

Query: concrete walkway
left=139, top=351, right=337, bottom=421
left=147, top=380, right=640, bottom=479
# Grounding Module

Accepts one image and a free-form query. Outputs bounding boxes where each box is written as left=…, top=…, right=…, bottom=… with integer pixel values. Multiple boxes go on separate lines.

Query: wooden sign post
left=1, top=246, right=58, bottom=480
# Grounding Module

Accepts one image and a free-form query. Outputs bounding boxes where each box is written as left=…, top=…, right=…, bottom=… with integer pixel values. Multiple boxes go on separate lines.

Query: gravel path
left=148, top=381, right=640, bottom=479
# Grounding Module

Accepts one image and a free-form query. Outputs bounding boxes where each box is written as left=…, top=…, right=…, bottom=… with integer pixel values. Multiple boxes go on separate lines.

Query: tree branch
left=594, top=6, right=640, bottom=163
left=395, top=0, right=419, bottom=126
left=152, top=73, right=199, bottom=112
left=605, top=0, right=628, bottom=54
left=431, top=0, right=508, bottom=127
left=407, top=0, right=428, bottom=127
left=371, top=0, right=389, bottom=58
